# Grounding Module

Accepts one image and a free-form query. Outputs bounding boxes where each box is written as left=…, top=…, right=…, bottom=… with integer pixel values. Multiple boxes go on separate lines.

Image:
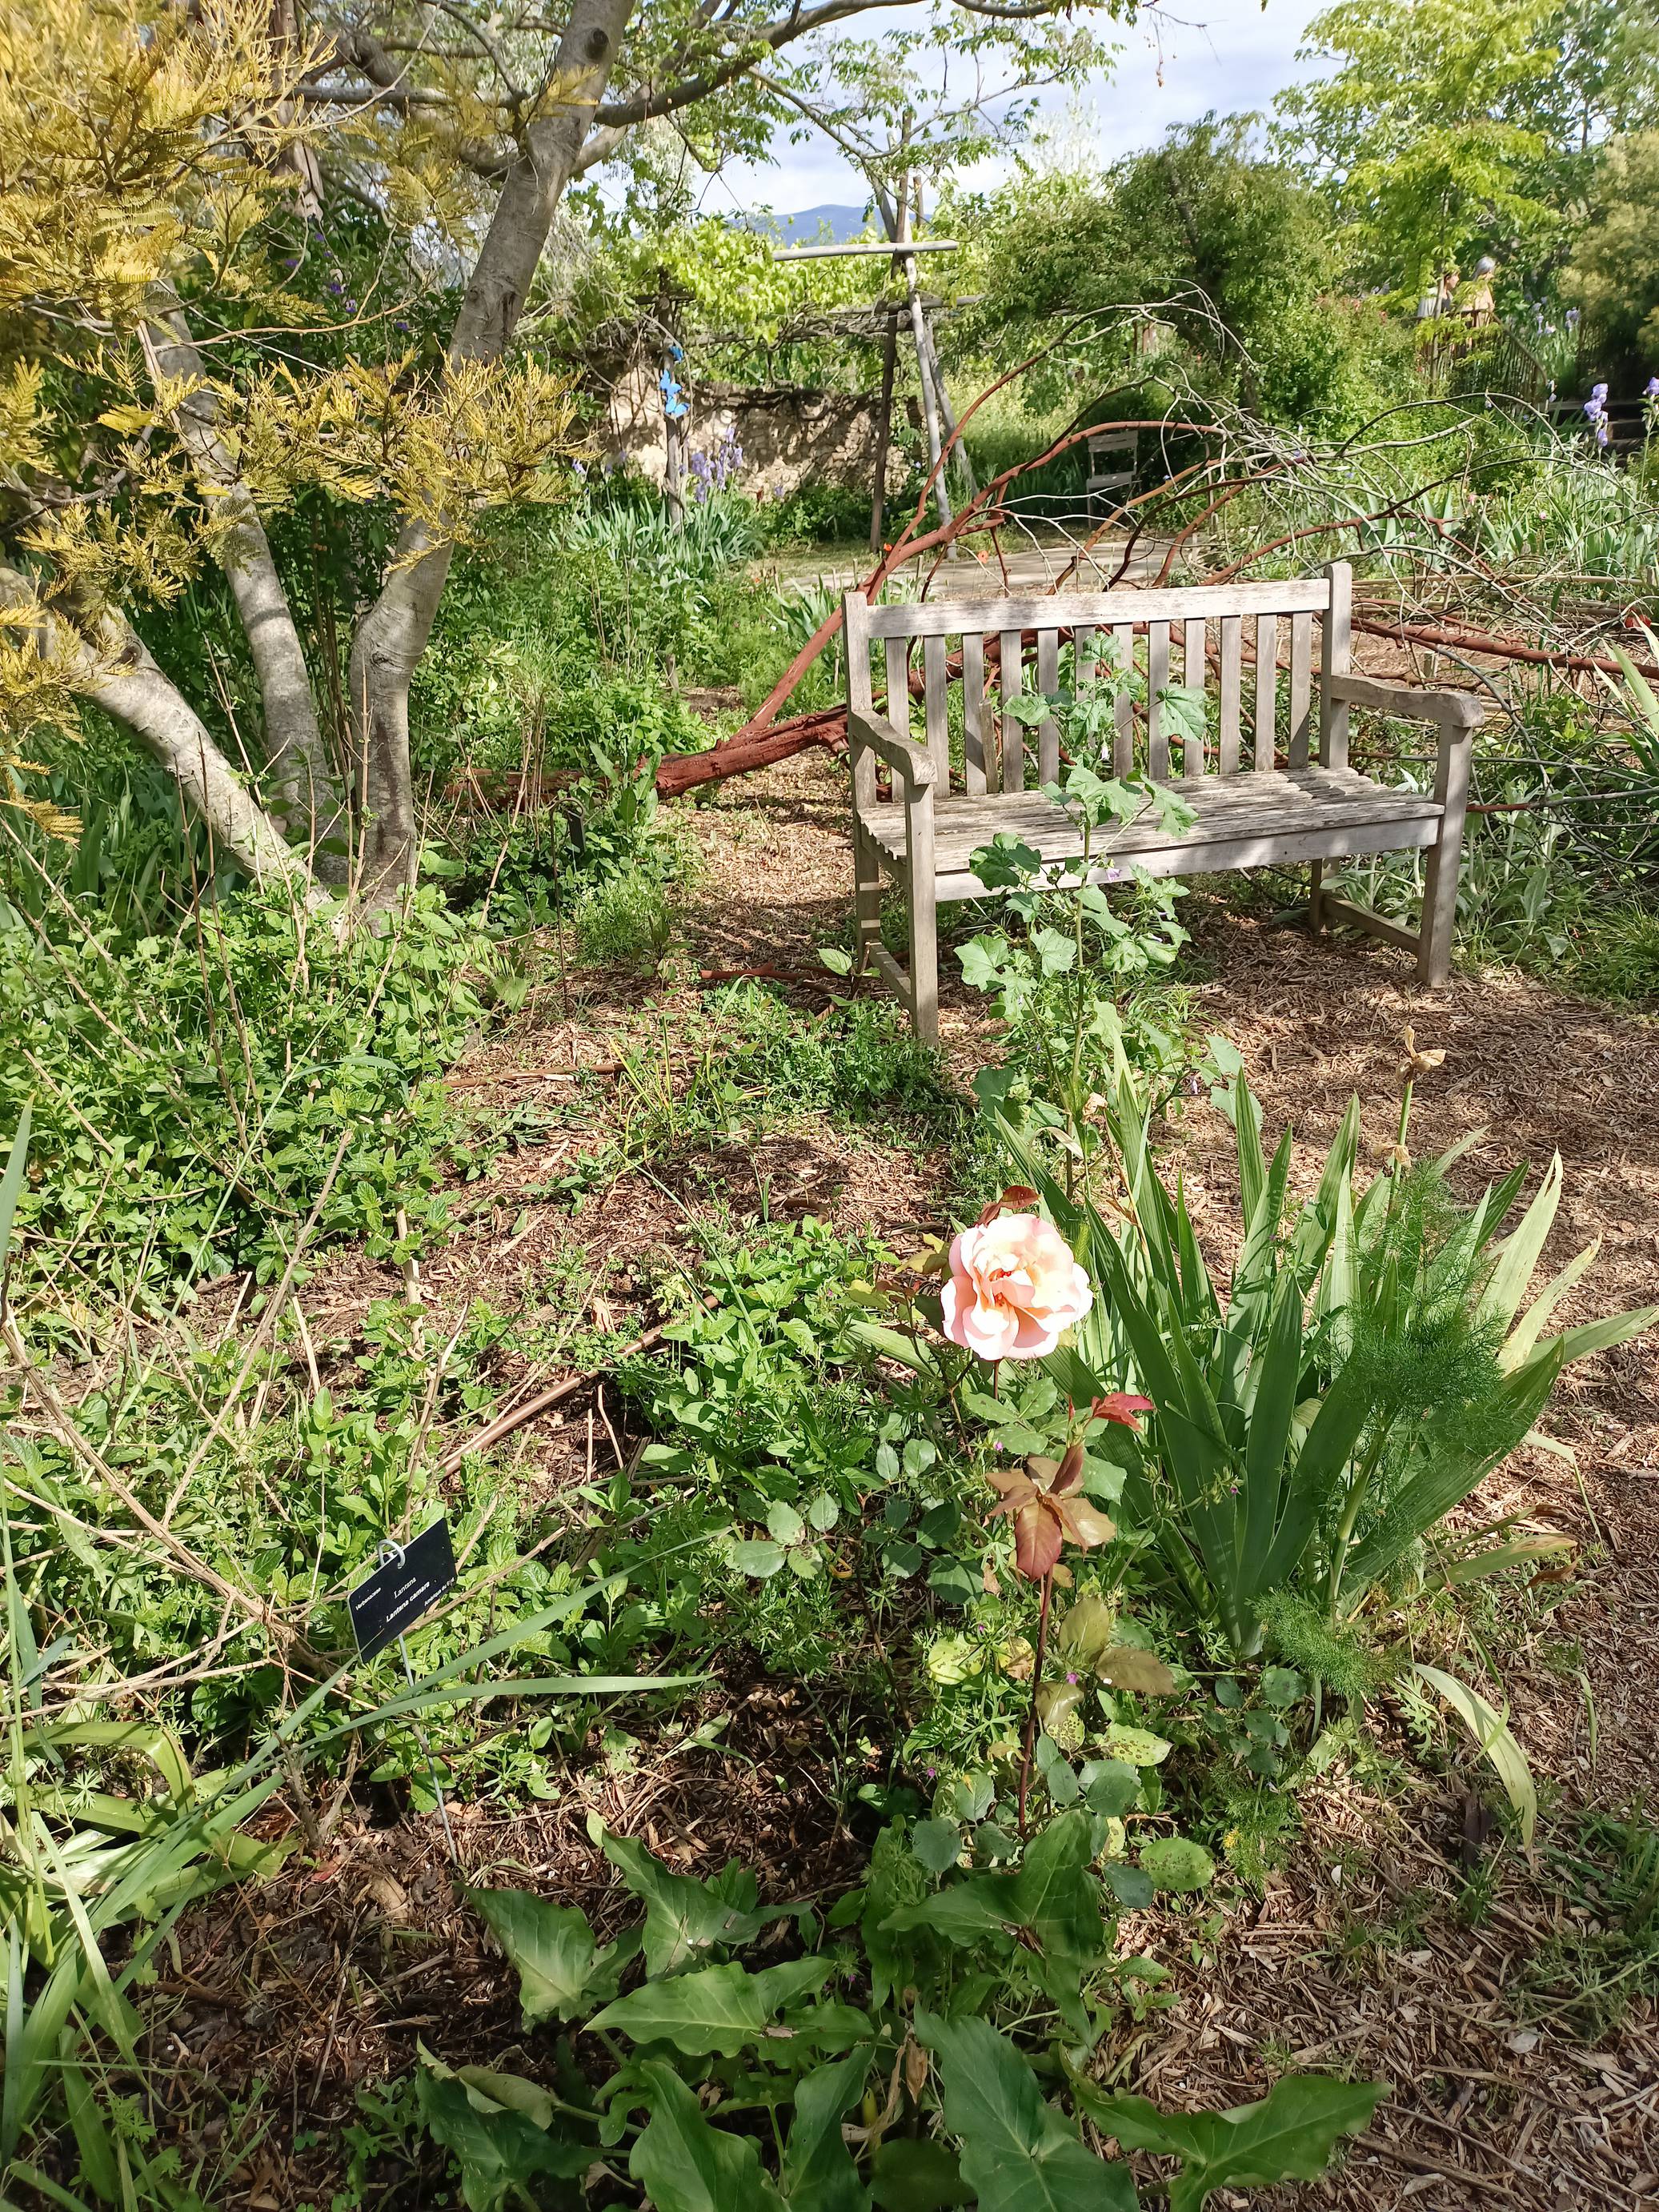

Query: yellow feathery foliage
left=0, top=0, right=327, bottom=323
left=230, top=355, right=587, bottom=546
left=0, top=360, right=53, bottom=481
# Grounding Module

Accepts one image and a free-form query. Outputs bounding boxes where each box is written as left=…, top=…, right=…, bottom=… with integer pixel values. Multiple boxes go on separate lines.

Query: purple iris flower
left=1591, top=382, right=1609, bottom=402
left=1584, top=396, right=1605, bottom=423
left=1595, top=418, right=1610, bottom=447
left=1645, top=377, right=1659, bottom=398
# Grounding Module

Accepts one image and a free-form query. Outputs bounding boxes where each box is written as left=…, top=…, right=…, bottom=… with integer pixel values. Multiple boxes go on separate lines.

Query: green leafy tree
left=2, top=0, right=1130, bottom=908
left=1273, top=0, right=1659, bottom=298
left=959, top=119, right=1402, bottom=427
left=1564, top=131, right=1659, bottom=367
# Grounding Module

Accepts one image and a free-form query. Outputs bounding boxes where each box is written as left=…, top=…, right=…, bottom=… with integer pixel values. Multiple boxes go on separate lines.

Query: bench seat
left=860, top=765, right=1444, bottom=901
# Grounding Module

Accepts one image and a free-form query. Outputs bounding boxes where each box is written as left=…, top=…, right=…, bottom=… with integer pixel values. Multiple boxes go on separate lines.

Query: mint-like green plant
left=956, top=663, right=1200, bottom=1184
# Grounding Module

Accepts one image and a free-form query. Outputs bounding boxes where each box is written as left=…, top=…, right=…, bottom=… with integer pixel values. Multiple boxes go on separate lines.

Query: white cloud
left=703, top=0, right=1332, bottom=216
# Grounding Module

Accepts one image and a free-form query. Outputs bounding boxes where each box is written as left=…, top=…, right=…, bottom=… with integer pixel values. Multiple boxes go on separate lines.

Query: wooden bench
left=845, top=562, right=1484, bottom=1040
left=1085, top=429, right=1137, bottom=523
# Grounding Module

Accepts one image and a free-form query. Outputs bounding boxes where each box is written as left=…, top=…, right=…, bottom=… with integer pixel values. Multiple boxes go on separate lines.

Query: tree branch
left=0, top=567, right=319, bottom=896
left=140, top=290, right=346, bottom=872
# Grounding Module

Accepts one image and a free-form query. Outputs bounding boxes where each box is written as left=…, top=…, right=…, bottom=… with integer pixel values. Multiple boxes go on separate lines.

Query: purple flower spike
left=1645, top=377, right=1659, bottom=398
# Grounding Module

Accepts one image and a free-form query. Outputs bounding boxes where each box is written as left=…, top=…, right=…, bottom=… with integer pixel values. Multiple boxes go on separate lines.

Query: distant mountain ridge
left=745, top=202, right=874, bottom=243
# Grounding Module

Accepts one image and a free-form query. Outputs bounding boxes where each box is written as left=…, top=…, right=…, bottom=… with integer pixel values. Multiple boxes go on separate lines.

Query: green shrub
left=0, top=888, right=491, bottom=1304
left=575, top=864, right=677, bottom=967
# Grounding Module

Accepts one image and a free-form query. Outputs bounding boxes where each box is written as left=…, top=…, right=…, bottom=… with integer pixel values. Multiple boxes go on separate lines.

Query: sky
left=703, top=0, right=1333, bottom=221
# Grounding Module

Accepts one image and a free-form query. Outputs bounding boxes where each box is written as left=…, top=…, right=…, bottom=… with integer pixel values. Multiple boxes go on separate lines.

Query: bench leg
left=908, top=873, right=940, bottom=1044
left=852, top=815, right=883, bottom=974
left=1419, top=732, right=1472, bottom=987
left=1309, top=858, right=1325, bottom=935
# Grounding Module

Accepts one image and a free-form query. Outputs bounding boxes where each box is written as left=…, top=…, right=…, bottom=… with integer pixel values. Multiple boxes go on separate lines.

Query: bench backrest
left=845, top=562, right=1353, bottom=794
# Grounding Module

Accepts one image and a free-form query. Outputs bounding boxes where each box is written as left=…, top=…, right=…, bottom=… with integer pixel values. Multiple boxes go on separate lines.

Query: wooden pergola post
left=869, top=309, right=898, bottom=551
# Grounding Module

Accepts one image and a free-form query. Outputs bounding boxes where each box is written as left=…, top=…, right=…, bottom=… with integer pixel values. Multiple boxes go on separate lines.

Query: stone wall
left=602, top=367, right=907, bottom=498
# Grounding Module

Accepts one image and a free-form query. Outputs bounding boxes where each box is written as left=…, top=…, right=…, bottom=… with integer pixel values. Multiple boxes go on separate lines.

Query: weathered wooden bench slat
left=860, top=578, right=1332, bottom=637
left=962, top=630, right=988, bottom=794
left=860, top=768, right=1444, bottom=872
left=844, top=563, right=1483, bottom=1040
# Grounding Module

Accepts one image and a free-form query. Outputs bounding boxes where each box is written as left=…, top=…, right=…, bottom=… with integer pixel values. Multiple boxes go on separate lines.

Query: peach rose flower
left=940, top=1212, right=1093, bottom=1360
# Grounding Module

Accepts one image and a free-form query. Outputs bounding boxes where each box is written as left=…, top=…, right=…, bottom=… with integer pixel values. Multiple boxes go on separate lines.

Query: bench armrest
left=1327, top=672, right=1485, bottom=732
left=850, top=708, right=937, bottom=792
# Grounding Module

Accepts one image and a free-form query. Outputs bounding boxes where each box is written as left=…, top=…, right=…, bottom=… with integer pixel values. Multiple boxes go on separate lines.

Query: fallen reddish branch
left=697, top=964, right=839, bottom=994
left=656, top=709, right=847, bottom=795
left=1351, top=613, right=1659, bottom=683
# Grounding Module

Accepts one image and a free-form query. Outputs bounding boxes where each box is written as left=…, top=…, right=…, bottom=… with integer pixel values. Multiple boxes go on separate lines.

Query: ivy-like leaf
left=1080, top=2072, right=1385, bottom=2210
left=1138, top=1837, right=1215, bottom=1893
left=591, top=1956, right=828, bottom=2055
left=467, top=1887, right=633, bottom=2025
left=414, top=2064, right=591, bottom=2212
left=780, top=2047, right=876, bottom=2212
left=916, top=2012, right=1138, bottom=2212
left=629, top=2060, right=784, bottom=2212
left=600, top=1832, right=780, bottom=1976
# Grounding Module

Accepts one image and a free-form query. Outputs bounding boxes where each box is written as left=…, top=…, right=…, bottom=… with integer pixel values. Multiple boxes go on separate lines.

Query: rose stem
left=1016, top=1565, right=1055, bottom=1837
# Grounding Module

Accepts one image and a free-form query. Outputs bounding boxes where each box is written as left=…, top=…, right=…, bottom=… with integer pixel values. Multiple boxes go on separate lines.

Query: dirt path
left=671, top=746, right=1659, bottom=2210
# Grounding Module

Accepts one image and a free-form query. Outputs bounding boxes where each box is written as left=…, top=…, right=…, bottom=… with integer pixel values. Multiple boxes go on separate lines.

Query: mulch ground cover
left=128, top=742, right=1656, bottom=2209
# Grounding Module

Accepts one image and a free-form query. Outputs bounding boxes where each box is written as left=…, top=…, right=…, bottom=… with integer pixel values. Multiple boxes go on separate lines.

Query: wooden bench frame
left=845, top=562, right=1485, bottom=1040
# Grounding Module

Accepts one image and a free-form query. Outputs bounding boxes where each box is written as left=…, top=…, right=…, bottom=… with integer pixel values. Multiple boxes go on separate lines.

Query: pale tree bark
left=141, top=291, right=347, bottom=878
left=1, top=567, right=318, bottom=896
left=346, top=0, right=636, bottom=902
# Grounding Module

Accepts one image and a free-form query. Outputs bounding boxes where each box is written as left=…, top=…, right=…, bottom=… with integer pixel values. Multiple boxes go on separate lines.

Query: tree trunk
left=142, top=292, right=346, bottom=876
left=346, top=0, right=636, bottom=904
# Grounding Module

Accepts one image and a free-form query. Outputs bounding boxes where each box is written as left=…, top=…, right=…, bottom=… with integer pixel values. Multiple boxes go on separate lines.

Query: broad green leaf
left=1138, top=1837, right=1214, bottom=1893
left=1080, top=1761, right=1140, bottom=1817
left=916, top=2011, right=1138, bottom=2212
left=629, top=2060, right=783, bottom=2212
left=601, top=1833, right=780, bottom=1976
left=467, top=1886, right=631, bottom=2024
left=844, top=1319, right=948, bottom=1380
left=1009, top=1810, right=1107, bottom=1958
left=1100, top=1861, right=1153, bottom=1910
left=1093, top=1646, right=1176, bottom=1696
left=912, top=1819, right=964, bottom=1874
left=415, top=2066, right=590, bottom=2212
left=1410, top=1663, right=1537, bottom=1845
left=731, top=1539, right=788, bottom=1577
left=780, top=2047, right=876, bottom=2212
left=870, top=2137, right=972, bottom=2210
left=884, top=1877, right=1019, bottom=1946
left=1103, top=1725, right=1170, bottom=1768
left=1080, top=2073, right=1384, bottom=2210
left=0, top=1100, right=29, bottom=1277
left=591, top=1956, right=828, bottom=2055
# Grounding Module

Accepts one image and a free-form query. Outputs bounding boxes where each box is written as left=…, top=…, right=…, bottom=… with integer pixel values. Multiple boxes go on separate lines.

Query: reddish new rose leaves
left=1090, top=1392, right=1154, bottom=1432
left=987, top=1441, right=1117, bottom=1582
